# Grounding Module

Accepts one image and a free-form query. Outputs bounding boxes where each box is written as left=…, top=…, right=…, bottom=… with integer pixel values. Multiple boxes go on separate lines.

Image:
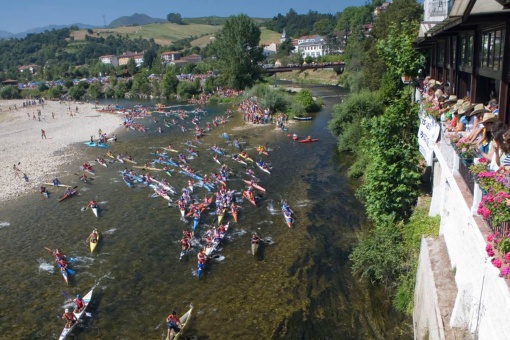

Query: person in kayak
left=87, top=200, right=97, bottom=208
left=306, top=135, right=312, bottom=141
left=40, top=186, right=47, bottom=194
left=62, top=308, right=77, bottom=329
left=166, top=311, right=182, bottom=336
left=80, top=173, right=88, bottom=183
left=251, top=233, right=260, bottom=245
left=87, top=230, right=98, bottom=244
left=57, top=257, right=67, bottom=271
left=180, top=237, right=190, bottom=252
left=74, top=294, right=85, bottom=313
left=183, top=229, right=192, bottom=240
left=197, top=249, right=206, bottom=264
left=64, top=187, right=73, bottom=197
left=52, top=177, right=61, bottom=186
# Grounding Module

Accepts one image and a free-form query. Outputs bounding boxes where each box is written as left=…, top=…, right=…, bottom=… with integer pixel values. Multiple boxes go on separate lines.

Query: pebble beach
left=0, top=99, right=124, bottom=204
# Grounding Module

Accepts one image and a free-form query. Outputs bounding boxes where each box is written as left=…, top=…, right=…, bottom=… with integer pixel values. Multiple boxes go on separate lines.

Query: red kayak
left=243, top=179, right=266, bottom=192
left=298, top=138, right=319, bottom=143
left=58, top=189, right=77, bottom=202
left=243, top=190, right=257, bottom=207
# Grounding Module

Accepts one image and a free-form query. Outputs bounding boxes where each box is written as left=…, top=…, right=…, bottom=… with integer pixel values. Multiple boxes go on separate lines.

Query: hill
left=189, top=27, right=281, bottom=48
left=71, top=22, right=221, bottom=46
left=0, top=23, right=96, bottom=40
left=109, top=13, right=166, bottom=28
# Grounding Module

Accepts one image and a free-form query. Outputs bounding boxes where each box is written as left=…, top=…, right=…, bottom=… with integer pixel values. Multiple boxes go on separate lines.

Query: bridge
left=261, top=62, right=345, bottom=75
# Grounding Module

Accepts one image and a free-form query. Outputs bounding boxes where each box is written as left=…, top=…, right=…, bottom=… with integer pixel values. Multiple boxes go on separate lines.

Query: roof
left=161, top=51, right=181, bottom=55
left=99, top=55, right=115, bottom=58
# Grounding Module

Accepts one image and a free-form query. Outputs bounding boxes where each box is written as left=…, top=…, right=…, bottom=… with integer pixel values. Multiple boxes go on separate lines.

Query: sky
left=0, top=0, right=367, bottom=33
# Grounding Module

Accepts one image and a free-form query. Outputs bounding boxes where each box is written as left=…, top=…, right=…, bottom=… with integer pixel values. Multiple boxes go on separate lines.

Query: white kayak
left=166, top=306, right=193, bottom=340
left=58, top=288, right=93, bottom=340
left=91, top=206, right=99, bottom=218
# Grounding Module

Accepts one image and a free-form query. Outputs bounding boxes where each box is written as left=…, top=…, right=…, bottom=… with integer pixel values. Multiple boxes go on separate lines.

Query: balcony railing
left=428, top=0, right=447, bottom=17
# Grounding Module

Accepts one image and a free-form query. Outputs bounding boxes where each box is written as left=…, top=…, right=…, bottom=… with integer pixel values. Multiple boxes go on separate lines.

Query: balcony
left=428, top=0, right=447, bottom=17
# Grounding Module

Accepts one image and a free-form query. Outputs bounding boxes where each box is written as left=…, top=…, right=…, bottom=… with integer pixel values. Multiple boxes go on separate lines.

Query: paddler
left=62, top=308, right=78, bottom=329
left=87, top=230, right=98, bottom=244
left=307, top=135, right=312, bottom=141
left=197, top=249, right=206, bottom=264
left=251, top=233, right=260, bottom=246
left=52, top=177, right=61, bottom=186
left=292, top=133, right=298, bottom=140
left=80, top=173, right=88, bottom=183
left=166, top=311, right=182, bottom=337
left=180, top=237, right=190, bottom=252
left=183, top=229, right=192, bottom=240
left=40, top=186, right=47, bottom=194
left=73, top=294, right=85, bottom=313
left=87, top=200, right=97, bottom=209
left=64, top=187, right=72, bottom=197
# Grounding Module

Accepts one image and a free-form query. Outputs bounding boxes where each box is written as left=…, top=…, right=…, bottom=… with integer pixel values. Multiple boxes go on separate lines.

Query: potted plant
left=455, top=138, right=477, bottom=165
left=477, top=171, right=508, bottom=192
left=477, top=191, right=510, bottom=228
left=469, top=157, right=489, bottom=178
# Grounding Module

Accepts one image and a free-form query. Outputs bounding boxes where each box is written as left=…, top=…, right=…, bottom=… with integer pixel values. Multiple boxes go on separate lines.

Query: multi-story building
left=98, top=55, right=119, bottom=68
left=161, top=51, right=182, bottom=64
left=117, top=52, right=144, bottom=67
left=297, top=35, right=325, bottom=58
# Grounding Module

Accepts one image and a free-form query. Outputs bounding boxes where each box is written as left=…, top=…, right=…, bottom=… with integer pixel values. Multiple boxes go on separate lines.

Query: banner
left=418, top=113, right=441, bottom=166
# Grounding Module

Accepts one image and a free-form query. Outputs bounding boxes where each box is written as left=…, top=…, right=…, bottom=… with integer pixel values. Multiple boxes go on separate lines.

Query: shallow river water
left=0, top=84, right=410, bottom=339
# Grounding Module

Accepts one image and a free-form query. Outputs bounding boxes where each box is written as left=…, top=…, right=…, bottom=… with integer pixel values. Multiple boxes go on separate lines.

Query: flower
left=500, top=267, right=510, bottom=278
left=456, top=139, right=477, bottom=159
left=477, top=191, right=510, bottom=227
left=492, top=258, right=502, bottom=268
left=470, top=162, right=489, bottom=177
left=487, top=234, right=495, bottom=242
left=505, top=252, right=510, bottom=261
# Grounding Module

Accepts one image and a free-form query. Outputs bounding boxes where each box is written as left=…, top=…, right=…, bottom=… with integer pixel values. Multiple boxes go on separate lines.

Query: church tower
left=280, top=29, right=287, bottom=43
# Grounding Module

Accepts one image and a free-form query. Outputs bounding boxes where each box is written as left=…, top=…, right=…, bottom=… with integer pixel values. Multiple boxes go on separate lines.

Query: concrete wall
left=414, top=238, right=445, bottom=340
left=418, top=142, right=510, bottom=339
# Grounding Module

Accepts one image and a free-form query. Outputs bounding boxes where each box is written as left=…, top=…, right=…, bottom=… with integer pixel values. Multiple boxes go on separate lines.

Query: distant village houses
left=99, top=55, right=119, bottom=68
left=297, top=35, right=326, bottom=58
left=118, top=52, right=144, bottom=67
left=18, top=64, right=38, bottom=73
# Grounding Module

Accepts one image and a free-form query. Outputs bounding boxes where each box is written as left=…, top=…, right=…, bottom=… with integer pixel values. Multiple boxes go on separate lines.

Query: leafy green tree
left=276, top=39, right=295, bottom=59
left=0, top=85, right=21, bottom=99
left=176, top=79, right=201, bottom=98
left=49, top=85, right=63, bottom=99
left=313, top=18, right=334, bottom=36
left=167, top=13, right=183, bottom=24
left=87, top=83, right=102, bottom=99
left=215, top=14, right=264, bottom=90
left=304, top=56, right=313, bottom=64
left=336, top=6, right=372, bottom=34
left=160, top=69, right=179, bottom=99
left=143, top=48, right=157, bottom=69
left=371, top=0, right=423, bottom=40
left=38, top=83, right=49, bottom=92
left=104, top=86, right=115, bottom=98
left=295, top=89, right=318, bottom=112
left=126, top=58, right=137, bottom=76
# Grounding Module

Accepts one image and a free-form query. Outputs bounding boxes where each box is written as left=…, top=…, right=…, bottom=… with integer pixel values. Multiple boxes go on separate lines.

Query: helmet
left=76, top=294, right=81, bottom=298
left=65, top=309, right=69, bottom=313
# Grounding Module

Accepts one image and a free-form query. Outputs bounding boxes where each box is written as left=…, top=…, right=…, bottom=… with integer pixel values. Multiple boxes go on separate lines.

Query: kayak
left=169, top=306, right=193, bottom=340
left=243, top=190, right=257, bottom=207
left=217, top=208, right=226, bottom=226
left=239, top=153, right=253, bottom=162
left=298, top=138, right=319, bottom=143
left=84, top=141, right=108, bottom=148
left=211, top=147, right=223, bottom=155
left=233, top=140, right=241, bottom=150
left=96, top=158, right=108, bottom=167
left=256, top=162, right=271, bottom=174
left=221, top=132, right=230, bottom=140
left=243, top=179, right=266, bottom=192
left=205, top=223, right=230, bottom=257
left=60, top=267, right=69, bottom=285
left=163, top=147, right=179, bottom=153
left=192, top=215, right=200, bottom=233
left=251, top=242, right=259, bottom=256
left=123, top=158, right=137, bottom=164
left=81, top=166, right=95, bottom=175
left=213, top=156, right=221, bottom=165
left=58, top=288, right=93, bottom=340
left=90, top=230, right=99, bottom=253
left=58, top=190, right=77, bottom=202
left=91, top=206, right=99, bottom=218
left=116, top=155, right=125, bottom=163
left=293, top=116, right=313, bottom=120
left=231, top=207, right=238, bottom=223
left=283, top=210, right=293, bottom=228
left=232, top=157, right=247, bottom=165
left=154, top=187, right=172, bottom=201
left=151, top=179, right=176, bottom=195
left=44, top=182, right=72, bottom=188
left=133, top=165, right=162, bottom=171
left=122, top=175, right=133, bottom=188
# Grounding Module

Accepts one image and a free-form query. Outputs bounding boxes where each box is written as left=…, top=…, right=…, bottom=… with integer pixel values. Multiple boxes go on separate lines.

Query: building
left=98, top=55, right=119, bottom=68
left=280, top=29, right=287, bottom=43
left=161, top=51, right=182, bottom=64
left=183, top=54, right=202, bottom=63
left=118, top=52, right=144, bottom=67
left=361, top=24, right=373, bottom=38
left=413, top=0, right=510, bottom=338
left=262, top=42, right=279, bottom=58
left=18, top=64, right=38, bottom=73
left=297, top=35, right=326, bottom=58
left=373, top=1, right=392, bottom=16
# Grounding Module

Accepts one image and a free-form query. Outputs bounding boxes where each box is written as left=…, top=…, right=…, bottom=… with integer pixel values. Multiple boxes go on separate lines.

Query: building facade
left=98, top=55, right=119, bottom=68
left=297, top=35, right=326, bottom=58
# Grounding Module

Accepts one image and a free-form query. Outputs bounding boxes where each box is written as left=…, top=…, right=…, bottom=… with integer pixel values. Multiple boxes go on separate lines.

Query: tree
left=143, top=48, right=157, bottom=69
left=277, top=39, right=295, bottom=59
left=214, top=15, right=264, bottom=90
left=336, top=6, right=372, bottom=35
left=167, top=13, right=183, bottom=25
left=313, top=18, right=333, bottom=36
left=160, top=69, right=179, bottom=99
left=126, top=58, right=137, bottom=76
left=371, top=0, right=423, bottom=40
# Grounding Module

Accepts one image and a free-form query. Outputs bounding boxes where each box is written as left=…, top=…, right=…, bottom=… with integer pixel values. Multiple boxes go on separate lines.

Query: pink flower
left=505, top=252, right=510, bottom=261
left=488, top=250, right=495, bottom=257
left=492, top=258, right=502, bottom=268
left=487, top=234, right=495, bottom=242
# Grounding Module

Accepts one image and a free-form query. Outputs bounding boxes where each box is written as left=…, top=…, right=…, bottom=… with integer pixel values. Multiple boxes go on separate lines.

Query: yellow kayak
left=89, top=230, right=99, bottom=253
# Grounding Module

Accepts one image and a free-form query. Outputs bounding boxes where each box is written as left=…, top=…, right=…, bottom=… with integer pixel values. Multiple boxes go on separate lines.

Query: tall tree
left=214, top=14, right=264, bottom=90
left=143, top=48, right=157, bottom=69
left=167, top=13, right=183, bottom=25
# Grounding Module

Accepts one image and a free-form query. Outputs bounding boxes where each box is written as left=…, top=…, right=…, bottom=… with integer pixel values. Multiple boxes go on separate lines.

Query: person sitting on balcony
left=466, top=104, right=492, bottom=145
left=480, top=121, right=505, bottom=171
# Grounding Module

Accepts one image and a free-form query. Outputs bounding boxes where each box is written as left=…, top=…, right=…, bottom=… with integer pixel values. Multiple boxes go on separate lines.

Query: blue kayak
left=84, top=141, right=108, bottom=148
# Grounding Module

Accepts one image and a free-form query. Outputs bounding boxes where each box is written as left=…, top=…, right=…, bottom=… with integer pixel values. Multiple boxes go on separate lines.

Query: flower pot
left=460, top=157, right=474, bottom=166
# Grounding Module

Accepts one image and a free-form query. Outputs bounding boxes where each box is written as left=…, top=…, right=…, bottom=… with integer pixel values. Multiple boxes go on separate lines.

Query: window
left=480, top=28, right=505, bottom=71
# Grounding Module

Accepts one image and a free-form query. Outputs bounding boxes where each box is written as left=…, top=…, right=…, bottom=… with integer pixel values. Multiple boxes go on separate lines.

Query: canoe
left=58, top=288, right=93, bottom=340
left=44, top=183, right=72, bottom=188
left=91, top=206, right=99, bottom=218
left=58, top=190, right=77, bottom=202
left=83, top=141, right=108, bottom=148
left=171, top=306, right=193, bottom=340
left=251, top=242, right=259, bottom=256
left=90, top=230, right=99, bottom=253
left=293, top=116, right=313, bottom=121
left=243, top=179, right=266, bottom=192
left=243, top=191, right=257, bottom=207
left=298, top=138, right=319, bottom=143
left=256, top=162, right=271, bottom=174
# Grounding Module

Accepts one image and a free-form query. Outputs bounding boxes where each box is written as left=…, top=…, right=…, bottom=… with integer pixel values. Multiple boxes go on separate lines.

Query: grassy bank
left=274, top=69, right=340, bottom=85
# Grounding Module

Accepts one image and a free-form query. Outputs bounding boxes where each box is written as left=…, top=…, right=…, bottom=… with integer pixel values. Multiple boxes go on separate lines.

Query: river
left=0, top=83, right=410, bottom=339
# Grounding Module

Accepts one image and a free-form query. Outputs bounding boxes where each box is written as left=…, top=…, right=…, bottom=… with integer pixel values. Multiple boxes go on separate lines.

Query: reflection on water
left=0, top=84, right=410, bottom=339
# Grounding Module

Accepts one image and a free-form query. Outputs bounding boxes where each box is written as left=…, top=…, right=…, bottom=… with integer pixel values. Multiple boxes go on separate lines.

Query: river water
left=0, top=83, right=410, bottom=339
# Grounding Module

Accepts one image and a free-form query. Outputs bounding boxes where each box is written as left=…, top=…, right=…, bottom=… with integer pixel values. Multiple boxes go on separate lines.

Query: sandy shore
left=0, top=100, right=124, bottom=204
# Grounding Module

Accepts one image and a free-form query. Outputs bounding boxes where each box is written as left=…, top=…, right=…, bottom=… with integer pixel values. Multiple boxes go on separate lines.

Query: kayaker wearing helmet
left=74, top=294, right=85, bottom=313
left=62, top=308, right=77, bottom=328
